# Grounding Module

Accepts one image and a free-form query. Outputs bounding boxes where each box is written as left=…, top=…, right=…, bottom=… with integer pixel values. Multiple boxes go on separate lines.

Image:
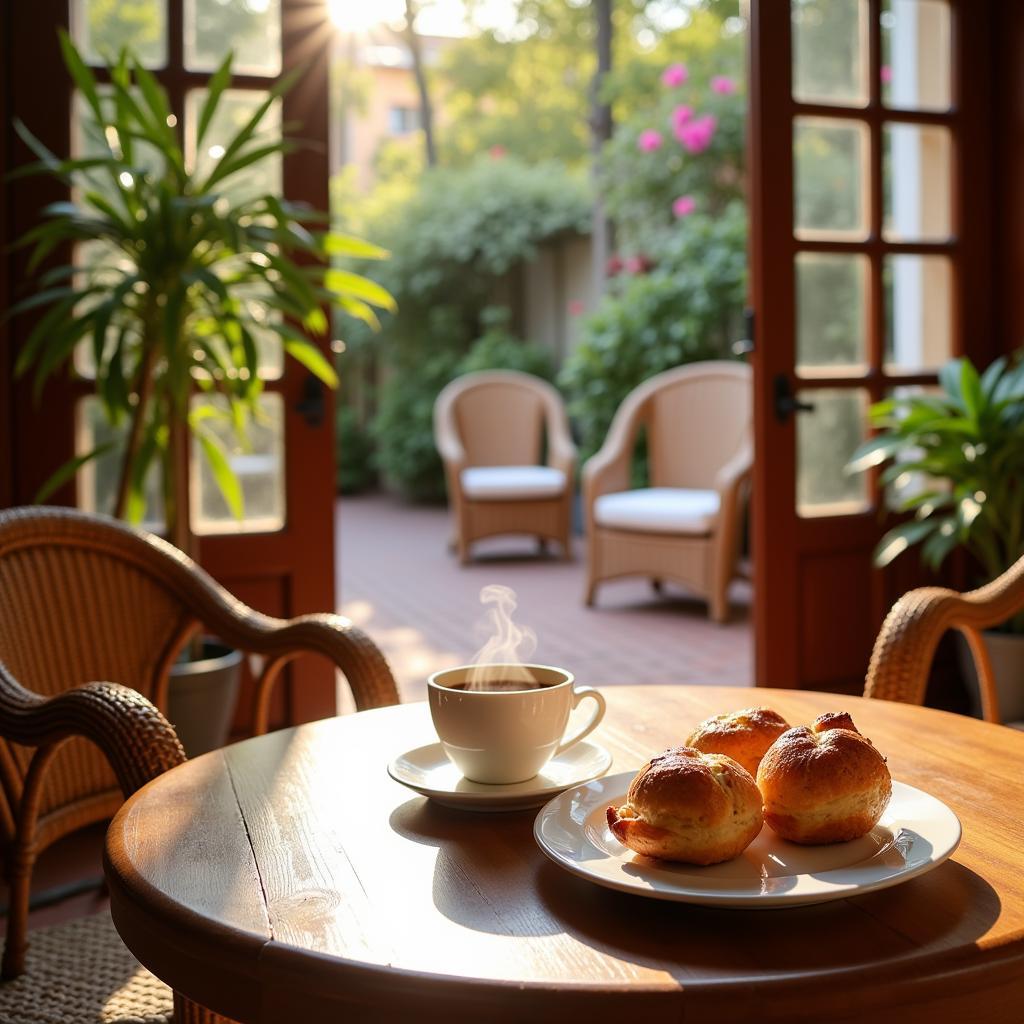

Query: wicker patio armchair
left=434, top=370, right=577, bottom=563
left=0, top=505, right=398, bottom=1010
left=865, top=553, right=1024, bottom=726
left=582, top=361, right=752, bottom=622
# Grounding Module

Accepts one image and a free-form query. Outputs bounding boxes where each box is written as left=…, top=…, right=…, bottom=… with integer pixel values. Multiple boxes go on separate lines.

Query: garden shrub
left=560, top=201, right=747, bottom=464
left=335, top=404, right=376, bottom=495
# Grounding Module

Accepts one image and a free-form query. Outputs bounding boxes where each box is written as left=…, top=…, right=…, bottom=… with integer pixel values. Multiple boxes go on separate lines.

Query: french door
left=748, top=0, right=996, bottom=692
left=3, top=0, right=338, bottom=729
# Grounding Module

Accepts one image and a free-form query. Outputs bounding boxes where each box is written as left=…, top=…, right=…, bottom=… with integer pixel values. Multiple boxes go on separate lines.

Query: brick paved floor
left=336, top=494, right=753, bottom=704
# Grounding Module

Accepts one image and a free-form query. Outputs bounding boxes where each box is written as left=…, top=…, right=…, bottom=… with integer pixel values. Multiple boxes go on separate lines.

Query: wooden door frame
left=749, top=0, right=996, bottom=691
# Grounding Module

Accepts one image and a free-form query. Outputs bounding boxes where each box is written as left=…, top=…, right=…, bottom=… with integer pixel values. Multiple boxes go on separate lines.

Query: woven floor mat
left=0, top=910, right=171, bottom=1024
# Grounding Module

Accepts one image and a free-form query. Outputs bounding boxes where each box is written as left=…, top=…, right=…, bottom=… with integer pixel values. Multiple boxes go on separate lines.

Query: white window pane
left=185, top=89, right=282, bottom=202
left=881, top=0, right=952, bottom=112
left=191, top=393, right=285, bottom=535
left=792, top=0, right=869, bottom=107
left=76, top=397, right=164, bottom=530
left=794, top=117, right=870, bottom=241
left=884, top=255, right=953, bottom=372
left=883, top=123, right=953, bottom=242
left=185, top=0, right=282, bottom=76
left=797, top=389, right=871, bottom=517
left=72, top=0, right=167, bottom=68
left=796, top=253, right=869, bottom=375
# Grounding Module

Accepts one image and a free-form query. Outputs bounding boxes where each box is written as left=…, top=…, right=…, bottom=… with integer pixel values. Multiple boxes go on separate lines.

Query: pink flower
left=672, top=195, right=697, bottom=218
left=638, top=129, right=663, bottom=152
left=568, top=299, right=584, bottom=316
left=661, top=63, right=688, bottom=87
left=711, top=75, right=736, bottom=95
left=670, top=105, right=693, bottom=138
left=624, top=254, right=649, bottom=275
left=677, top=113, right=717, bottom=154
left=606, top=254, right=624, bottom=276
left=489, top=144, right=507, bottom=159
left=880, top=64, right=893, bottom=84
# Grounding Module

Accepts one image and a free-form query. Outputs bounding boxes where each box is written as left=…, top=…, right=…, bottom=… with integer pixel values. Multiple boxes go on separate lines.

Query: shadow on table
left=533, top=856, right=1001, bottom=978
left=389, top=798, right=564, bottom=938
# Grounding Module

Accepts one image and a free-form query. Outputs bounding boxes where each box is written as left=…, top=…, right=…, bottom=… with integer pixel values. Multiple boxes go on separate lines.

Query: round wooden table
left=105, top=686, right=1024, bottom=1024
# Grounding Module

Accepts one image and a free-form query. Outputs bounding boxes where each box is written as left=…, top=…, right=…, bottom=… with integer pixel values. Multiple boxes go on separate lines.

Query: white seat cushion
left=594, top=487, right=719, bottom=535
left=461, top=466, right=567, bottom=501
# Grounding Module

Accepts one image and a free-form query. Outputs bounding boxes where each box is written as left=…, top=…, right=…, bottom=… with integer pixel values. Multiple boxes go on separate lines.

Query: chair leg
left=457, top=536, right=471, bottom=565
left=2, top=744, right=58, bottom=980
left=537, top=537, right=548, bottom=555
left=2, top=843, right=35, bottom=980
left=651, top=578, right=663, bottom=594
left=710, top=588, right=730, bottom=624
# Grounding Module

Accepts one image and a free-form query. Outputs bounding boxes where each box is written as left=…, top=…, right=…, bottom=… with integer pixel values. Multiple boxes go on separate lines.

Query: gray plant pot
left=956, top=630, right=1024, bottom=722
left=167, top=639, right=243, bottom=758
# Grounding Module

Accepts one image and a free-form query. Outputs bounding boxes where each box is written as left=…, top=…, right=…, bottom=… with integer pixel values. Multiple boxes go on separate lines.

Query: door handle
left=296, top=374, right=326, bottom=428
left=773, top=374, right=815, bottom=422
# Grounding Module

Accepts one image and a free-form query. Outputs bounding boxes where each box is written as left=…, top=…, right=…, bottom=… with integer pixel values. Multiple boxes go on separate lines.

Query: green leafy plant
left=847, top=356, right=1024, bottom=592
left=10, top=34, right=393, bottom=555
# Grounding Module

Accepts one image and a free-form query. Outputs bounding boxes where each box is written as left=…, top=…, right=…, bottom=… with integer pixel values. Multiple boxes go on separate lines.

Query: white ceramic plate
left=534, top=772, right=961, bottom=908
left=388, top=741, right=612, bottom=812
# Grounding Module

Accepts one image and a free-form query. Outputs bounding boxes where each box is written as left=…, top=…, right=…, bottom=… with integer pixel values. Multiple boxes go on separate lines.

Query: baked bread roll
left=686, top=707, right=791, bottom=776
left=756, top=712, right=891, bottom=845
left=607, top=746, right=763, bottom=865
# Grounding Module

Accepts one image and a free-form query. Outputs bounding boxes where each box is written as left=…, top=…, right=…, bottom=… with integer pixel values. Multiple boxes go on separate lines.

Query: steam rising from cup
left=466, top=585, right=537, bottom=689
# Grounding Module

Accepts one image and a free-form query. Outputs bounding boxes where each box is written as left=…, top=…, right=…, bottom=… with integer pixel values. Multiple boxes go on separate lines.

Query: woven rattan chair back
left=637, top=362, right=751, bottom=490
left=0, top=509, right=204, bottom=854
left=441, top=370, right=563, bottom=468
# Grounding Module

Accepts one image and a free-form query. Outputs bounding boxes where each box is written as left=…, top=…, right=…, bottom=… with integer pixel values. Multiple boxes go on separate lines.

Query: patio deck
left=336, top=493, right=752, bottom=706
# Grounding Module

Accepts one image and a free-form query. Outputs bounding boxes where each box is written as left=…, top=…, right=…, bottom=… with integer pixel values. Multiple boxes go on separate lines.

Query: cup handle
left=555, top=686, right=607, bottom=756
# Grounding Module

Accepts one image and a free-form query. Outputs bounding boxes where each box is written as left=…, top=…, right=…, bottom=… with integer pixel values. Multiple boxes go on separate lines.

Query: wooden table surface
left=104, top=686, right=1024, bottom=1024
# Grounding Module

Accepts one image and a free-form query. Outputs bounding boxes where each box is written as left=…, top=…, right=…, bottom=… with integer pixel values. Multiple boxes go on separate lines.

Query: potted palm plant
left=10, top=34, right=393, bottom=753
left=847, top=354, right=1024, bottom=718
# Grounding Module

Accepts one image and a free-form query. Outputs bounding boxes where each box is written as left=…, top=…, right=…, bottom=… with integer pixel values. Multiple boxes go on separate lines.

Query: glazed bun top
left=626, top=746, right=761, bottom=830
left=756, top=713, right=890, bottom=810
left=685, top=707, right=791, bottom=775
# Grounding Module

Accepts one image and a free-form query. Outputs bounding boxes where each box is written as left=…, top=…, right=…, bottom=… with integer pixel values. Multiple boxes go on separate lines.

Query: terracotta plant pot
left=956, top=630, right=1024, bottom=723
left=167, top=639, right=242, bottom=757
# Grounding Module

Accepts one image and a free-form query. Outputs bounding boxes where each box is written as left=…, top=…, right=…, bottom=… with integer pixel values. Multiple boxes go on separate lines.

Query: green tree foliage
left=437, top=1, right=739, bottom=168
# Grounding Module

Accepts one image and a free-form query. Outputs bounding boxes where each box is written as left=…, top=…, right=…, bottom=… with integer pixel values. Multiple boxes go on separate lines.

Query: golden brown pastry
left=606, top=746, right=763, bottom=865
left=756, top=712, right=891, bottom=845
left=685, top=707, right=791, bottom=776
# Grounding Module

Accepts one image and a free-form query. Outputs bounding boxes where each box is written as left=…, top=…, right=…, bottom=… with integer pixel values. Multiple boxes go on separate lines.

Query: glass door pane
left=185, top=0, right=282, bottom=75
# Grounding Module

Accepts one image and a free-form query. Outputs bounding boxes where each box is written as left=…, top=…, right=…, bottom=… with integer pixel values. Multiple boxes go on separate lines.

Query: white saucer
left=387, top=741, right=613, bottom=812
left=534, top=773, right=961, bottom=908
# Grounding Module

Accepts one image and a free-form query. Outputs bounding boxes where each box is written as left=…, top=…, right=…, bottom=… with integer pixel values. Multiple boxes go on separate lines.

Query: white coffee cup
left=427, top=663, right=606, bottom=785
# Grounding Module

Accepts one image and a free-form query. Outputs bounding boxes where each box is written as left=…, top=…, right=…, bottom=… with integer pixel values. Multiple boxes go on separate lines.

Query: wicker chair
left=865, top=554, right=1024, bottom=726
left=0, top=506, right=398, bottom=1018
left=434, top=370, right=577, bottom=563
left=582, top=361, right=752, bottom=621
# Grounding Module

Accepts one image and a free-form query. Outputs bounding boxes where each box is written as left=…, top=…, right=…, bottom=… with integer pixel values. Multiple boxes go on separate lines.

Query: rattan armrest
left=0, top=668, right=185, bottom=797
left=864, top=554, right=1024, bottom=720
